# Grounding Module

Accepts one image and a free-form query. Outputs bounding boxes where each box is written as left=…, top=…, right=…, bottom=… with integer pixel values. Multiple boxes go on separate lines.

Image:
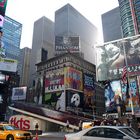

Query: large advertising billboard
left=44, top=91, right=65, bottom=111
left=55, top=36, right=80, bottom=53
left=105, top=80, right=121, bottom=113
left=64, top=67, right=83, bottom=91
left=83, top=73, right=95, bottom=112
left=105, top=79, right=139, bottom=113
left=0, top=57, right=18, bottom=72
left=66, top=91, right=84, bottom=112
left=96, top=35, right=140, bottom=81
left=45, top=69, right=65, bottom=93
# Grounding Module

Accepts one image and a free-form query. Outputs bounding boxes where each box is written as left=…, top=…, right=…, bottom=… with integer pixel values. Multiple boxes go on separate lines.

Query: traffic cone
left=35, top=132, right=38, bottom=140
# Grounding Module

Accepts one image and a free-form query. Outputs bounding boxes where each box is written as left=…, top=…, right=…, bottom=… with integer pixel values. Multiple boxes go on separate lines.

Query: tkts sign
left=9, top=115, right=42, bottom=130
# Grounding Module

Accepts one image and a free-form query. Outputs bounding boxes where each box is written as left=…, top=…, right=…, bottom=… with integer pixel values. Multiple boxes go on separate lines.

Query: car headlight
left=16, top=133, right=24, bottom=137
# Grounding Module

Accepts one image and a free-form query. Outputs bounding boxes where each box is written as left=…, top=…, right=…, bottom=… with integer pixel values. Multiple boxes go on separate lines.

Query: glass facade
left=1, top=16, right=22, bottom=60
left=118, top=0, right=140, bottom=37
left=134, top=0, right=140, bottom=34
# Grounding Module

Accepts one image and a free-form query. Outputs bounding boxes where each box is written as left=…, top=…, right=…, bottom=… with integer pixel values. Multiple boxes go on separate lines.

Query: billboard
left=105, top=80, right=122, bottom=113
left=83, top=73, right=95, bottom=112
left=45, top=69, right=64, bottom=93
left=12, top=87, right=27, bottom=101
left=96, top=35, right=140, bottom=81
left=66, top=91, right=84, bottom=112
left=83, top=73, right=95, bottom=90
left=34, top=76, right=43, bottom=104
left=44, top=91, right=65, bottom=111
left=0, top=57, right=18, bottom=72
left=0, top=0, right=8, bottom=27
left=55, top=36, right=80, bottom=53
left=64, top=67, right=83, bottom=91
left=9, top=115, right=46, bottom=131
left=105, top=79, right=140, bottom=113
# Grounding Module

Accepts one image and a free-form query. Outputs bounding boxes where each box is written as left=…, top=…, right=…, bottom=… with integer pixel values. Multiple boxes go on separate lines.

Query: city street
left=33, top=132, right=66, bottom=140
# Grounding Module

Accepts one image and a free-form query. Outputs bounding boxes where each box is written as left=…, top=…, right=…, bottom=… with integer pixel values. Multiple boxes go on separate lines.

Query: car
left=64, top=125, right=140, bottom=140
left=0, top=123, right=33, bottom=140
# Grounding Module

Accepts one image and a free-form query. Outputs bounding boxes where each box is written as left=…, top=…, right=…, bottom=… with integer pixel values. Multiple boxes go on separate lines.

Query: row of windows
left=37, top=55, right=95, bottom=73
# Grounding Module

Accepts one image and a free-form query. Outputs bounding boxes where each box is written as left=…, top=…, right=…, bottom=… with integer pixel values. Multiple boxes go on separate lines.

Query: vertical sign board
left=12, top=87, right=27, bottom=101
left=83, top=73, right=95, bottom=112
left=64, top=67, right=83, bottom=91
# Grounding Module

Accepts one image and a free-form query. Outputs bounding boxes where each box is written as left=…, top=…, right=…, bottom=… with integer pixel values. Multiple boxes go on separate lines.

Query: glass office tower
left=2, top=16, right=22, bottom=60
left=118, top=0, right=140, bottom=37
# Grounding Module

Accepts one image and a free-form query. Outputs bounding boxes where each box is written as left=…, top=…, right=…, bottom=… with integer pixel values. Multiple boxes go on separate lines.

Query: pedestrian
left=79, top=120, right=83, bottom=131
left=66, top=120, right=69, bottom=132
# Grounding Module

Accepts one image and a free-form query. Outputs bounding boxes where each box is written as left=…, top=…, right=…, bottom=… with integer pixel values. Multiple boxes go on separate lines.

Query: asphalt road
left=33, top=132, right=66, bottom=140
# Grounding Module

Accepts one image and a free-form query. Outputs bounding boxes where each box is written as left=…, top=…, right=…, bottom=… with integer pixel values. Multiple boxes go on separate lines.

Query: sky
left=5, top=0, right=119, bottom=49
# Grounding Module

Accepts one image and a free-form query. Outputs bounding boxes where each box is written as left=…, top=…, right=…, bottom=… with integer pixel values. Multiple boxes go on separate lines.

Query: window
left=84, top=128, right=105, bottom=138
left=104, top=128, right=125, bottom=139
left=0, top=126, right=4, bottom=131
left=84, top=127, right=125, bottom=139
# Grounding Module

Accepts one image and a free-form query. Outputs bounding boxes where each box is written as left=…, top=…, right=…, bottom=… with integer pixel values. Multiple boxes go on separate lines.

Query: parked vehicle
left=64, top=125, right=140, bottom=140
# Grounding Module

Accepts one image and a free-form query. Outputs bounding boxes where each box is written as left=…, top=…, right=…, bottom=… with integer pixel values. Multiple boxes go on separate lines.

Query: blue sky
left=5, top=0, right=118, bottom=48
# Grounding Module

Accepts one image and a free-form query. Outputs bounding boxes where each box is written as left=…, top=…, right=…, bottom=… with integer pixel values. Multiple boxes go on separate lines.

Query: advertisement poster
left=45, top=69, right=64, bottom=93
left=55, top=36, right=80, bottom=53
left=105, top=80, right=122, bottom=112
left=126, top=78, right=139, bottom=111
left=137, top=76, right=140, bottom=94
left=66, top=91, right=84, bottom=112
left=83, top=89, right=94, bottom=112
left=0, top=58, right=18, bottom=72
left=44, top=91, right=65, bottom=111
left=83, top=73, right=95, bottom=112
left=12, top=87, right=27, bottom=101
left=96, top=35, right=140, bottom=81
left=34, top=76, right=43, bottom=105
left=64, top=67, right=83, bottom=91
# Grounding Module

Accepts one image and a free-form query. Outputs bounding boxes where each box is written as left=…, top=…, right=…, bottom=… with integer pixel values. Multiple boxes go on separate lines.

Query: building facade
left=102, top=7, right=122, bottom=42
left=19, top=47, right=31, bottom=86
left=118, top=0, right=140, bottom=37
left=0, top=16, right=22, bottom=121
left=2, top=16, right=22, bottom=60
left=29, top=16, right=54, bottom=87
left=35, top=53, right=105, bottom=117
left=55, top=4, right=97, bottom=64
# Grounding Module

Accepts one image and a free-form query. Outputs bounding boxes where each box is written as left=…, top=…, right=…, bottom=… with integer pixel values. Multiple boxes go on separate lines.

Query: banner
left=96, top=35, right=140, bottom=81
left=0, top=57, right=18, bottom=72
left=105, top=80, right=122, bottom=113
left=64, top=67, right=83, bottom=91
left=44, top=91, right=65, bottom=111
left=55, top=36, right=80, bottom=53
left=12, top=87, right=27, bottom=101
left=66, top=91, right=84, bottom=110
left=83, top=73, right=94, bottom=90
left=45, top=69, right=64, bottom=92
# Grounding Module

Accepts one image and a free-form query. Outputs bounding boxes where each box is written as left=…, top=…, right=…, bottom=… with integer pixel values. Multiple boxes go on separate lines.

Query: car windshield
left=4, top=125, right=19, bottom=130
left=119, top=128, right=140, bottom=139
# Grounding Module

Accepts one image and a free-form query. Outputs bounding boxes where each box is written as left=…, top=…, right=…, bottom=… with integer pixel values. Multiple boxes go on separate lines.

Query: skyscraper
left=102, top=7, right=122, bottom=42
left=118, top=0, right=140, bottom=37
left=19, top=47, right=31, bottom=86
left=55, top=4, right=97, bottom=64
left=2, top=16, right=22, bottom=60
left=29, top=16, right=54, bottom=87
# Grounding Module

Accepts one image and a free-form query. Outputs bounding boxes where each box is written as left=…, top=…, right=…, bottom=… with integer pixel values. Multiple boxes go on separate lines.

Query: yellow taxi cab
left=0, top=123, right=33, bottom=140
